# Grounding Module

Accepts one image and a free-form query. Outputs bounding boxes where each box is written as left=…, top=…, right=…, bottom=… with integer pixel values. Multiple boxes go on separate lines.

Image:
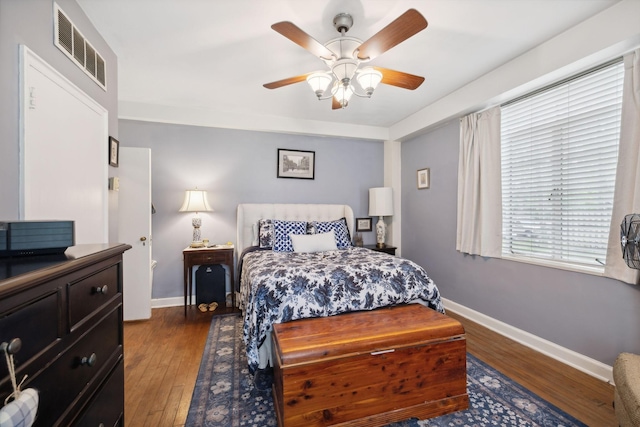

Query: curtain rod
left=501, top=56, right=623, bottom=108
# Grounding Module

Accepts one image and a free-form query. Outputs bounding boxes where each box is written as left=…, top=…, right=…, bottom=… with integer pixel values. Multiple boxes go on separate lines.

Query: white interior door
left=118, top=147, right=152, bottom=321
left=21, top=46, right=108, bottom=243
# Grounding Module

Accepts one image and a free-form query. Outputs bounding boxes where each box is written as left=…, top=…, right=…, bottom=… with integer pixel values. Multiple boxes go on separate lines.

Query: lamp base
left=190, top=216, right=203, bottom=247
left=375, top=216, right=387, bottom=247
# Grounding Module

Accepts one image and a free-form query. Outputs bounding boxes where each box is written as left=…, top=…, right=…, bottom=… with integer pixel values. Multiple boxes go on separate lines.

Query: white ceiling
left=76, top=0, right=619, bottom=135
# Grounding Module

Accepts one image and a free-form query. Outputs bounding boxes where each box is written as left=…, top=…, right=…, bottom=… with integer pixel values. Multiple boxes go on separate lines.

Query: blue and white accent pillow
left=272, top=220, right=308, bottom=252
left=312, top=218, right=352, bottom=249
left=258, top=219, right=274, bottom=249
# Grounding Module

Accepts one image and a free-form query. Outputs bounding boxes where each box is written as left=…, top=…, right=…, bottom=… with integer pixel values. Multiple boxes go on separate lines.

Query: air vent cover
left=57, top=11, right=73, bottom=54
left=54, top=3, right=107, bottom=90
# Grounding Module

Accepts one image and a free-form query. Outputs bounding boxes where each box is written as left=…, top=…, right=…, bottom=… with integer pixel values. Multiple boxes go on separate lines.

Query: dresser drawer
left=68, top=265, right=118, bottom=327
left=74, top=360, right=124, bottom=427
left=30, top=308, right=121, bottom=426
left=0, top=291, right=60, bottom=384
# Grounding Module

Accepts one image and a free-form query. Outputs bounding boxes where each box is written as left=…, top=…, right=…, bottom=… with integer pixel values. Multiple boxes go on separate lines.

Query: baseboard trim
left=442, top=298, right=613, bottom=384
left=152, top=296, right=185, bottom=308
left=151, top=293, right=238, bottom=309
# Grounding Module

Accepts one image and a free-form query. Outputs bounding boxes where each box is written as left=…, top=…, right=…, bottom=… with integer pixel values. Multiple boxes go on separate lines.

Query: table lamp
left=179, top=188, right=212, bottom=248
left=369, top=187, right=394, bottom=247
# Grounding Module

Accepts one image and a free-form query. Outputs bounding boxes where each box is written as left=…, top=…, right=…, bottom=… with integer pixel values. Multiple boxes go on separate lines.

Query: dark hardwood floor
left=123, top=306, right=617, bottom=426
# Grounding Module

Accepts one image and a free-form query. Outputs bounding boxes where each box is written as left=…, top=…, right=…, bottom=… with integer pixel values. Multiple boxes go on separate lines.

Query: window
left=501, top=60, right=624, bottom=268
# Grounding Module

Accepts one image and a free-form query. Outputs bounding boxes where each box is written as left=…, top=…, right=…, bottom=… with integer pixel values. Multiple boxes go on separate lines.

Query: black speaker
left=195, top=264, right=226, bottom=306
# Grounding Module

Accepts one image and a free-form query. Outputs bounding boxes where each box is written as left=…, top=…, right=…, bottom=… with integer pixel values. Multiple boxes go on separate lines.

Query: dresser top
left=0, top=243, right=130, bottom=285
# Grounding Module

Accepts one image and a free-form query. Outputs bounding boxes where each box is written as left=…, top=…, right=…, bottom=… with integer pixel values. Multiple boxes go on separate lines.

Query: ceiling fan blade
left=332, top=97, right=342, bottom=110
left=356, top=9, right=427, bottom=61
left=272, top=21, right=336, bottom=60
left=374, top=67, right=425, bottom=90
left=263, top=73, right=314, bottom=89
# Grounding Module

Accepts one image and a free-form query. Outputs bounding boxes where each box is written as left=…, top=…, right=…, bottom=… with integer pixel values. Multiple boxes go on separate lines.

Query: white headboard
left=236, top=203, right=355, bottom=254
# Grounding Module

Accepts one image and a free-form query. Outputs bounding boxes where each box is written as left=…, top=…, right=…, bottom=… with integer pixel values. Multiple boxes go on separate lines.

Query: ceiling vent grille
left=54, top=3, right=106, bottom=90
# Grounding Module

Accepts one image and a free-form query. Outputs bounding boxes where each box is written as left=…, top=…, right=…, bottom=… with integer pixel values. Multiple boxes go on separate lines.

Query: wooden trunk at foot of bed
left=271, top=304, right=469, bottom=427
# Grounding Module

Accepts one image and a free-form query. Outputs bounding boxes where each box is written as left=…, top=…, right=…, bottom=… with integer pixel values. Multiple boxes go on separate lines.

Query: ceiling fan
left=263, top=9, right=428, bottom=109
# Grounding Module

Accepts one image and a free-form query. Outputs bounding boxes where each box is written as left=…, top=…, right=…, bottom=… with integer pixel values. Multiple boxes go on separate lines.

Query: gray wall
left=119, top=119, right=384, bottom=300
left=0, top=0, right=118, bottom=231
left=401, top=119, right=640, bottom=366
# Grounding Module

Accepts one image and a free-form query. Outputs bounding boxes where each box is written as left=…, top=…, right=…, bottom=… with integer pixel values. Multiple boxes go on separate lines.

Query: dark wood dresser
left=0, top=243, right=131, bottom=427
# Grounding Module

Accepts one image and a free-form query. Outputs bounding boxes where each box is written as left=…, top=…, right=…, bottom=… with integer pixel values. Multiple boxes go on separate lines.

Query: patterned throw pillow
left=258, top=219, right=274, bottom=248
left=312, top=218, right=352, bottom=249
left=272, top=220, right=308, bottom=252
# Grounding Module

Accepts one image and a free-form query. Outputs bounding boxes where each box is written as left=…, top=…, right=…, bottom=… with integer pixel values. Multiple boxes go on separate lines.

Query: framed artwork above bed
left=277, top=149, right=315, bottom=179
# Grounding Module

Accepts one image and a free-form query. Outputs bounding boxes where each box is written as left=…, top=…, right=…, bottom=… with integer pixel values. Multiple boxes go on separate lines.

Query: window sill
left=501, top=253, right=605, bottom=276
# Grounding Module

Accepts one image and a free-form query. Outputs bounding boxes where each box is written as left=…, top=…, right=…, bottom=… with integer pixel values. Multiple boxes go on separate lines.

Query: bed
left=236, top=203, right=444, bottom=373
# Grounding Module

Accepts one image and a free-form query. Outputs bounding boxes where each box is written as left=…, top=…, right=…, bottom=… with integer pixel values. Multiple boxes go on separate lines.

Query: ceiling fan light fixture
left=357, top=68, right=383, bottom=96
left=306, top=72, right=333, bottom=98
left=334, top=83, right=353, bottom=108
left=332, top=59, right=358, bottom=83
left=265, top=9, right=428, bottom=110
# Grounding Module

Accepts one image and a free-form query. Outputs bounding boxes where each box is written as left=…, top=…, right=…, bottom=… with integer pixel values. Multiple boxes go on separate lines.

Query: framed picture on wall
left=277, top=149, right=315, bottom=179
left=109, top=136, right=119, bottom=167
left=356, top=217, right=372, bottom=232
left=417, top=167, right=430, bottom=189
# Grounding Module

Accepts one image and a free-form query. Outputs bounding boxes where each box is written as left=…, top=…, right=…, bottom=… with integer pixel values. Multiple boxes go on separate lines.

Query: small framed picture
left=417, top=168, right=430, bottom=189
left=356, top=217, right=372, bottom=232
left=277, top=149, right=315, bottom=179
left=109, top=136, right=119, bottom=167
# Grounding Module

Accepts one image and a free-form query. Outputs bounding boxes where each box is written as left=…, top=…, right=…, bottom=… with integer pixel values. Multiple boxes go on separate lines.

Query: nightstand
left=183, top=245, right=234, bottom=316
left=364, top=244, right=397, bottom=256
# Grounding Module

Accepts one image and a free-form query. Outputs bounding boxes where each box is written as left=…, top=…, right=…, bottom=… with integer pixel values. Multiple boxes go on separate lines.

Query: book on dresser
left=0, top=243, right=130, bottom=427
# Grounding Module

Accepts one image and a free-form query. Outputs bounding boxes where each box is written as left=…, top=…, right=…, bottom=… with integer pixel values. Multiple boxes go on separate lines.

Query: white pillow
left=291, top=231, right=337, bottom=253
left=251, top=222, right=259, bottom=246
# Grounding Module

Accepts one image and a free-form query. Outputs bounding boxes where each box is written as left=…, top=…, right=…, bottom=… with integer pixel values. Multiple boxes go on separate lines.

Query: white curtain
left=456, top=106, right=502, bottom=257
left=605, top=49, right=640, bottom=285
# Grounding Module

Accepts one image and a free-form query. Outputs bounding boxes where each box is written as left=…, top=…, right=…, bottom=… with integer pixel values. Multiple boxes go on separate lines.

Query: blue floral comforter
left=239, top=246, right=444, bottom=373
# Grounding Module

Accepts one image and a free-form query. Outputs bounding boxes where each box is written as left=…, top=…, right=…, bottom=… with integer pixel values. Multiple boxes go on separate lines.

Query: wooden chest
left=271, top=304, right=468, bottom=427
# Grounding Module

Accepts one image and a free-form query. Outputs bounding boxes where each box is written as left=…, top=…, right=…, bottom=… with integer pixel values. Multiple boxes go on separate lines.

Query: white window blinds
left=501, top=60, right=624, bottom=268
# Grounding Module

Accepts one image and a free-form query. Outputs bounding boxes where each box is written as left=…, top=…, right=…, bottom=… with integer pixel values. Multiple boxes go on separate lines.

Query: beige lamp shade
left=179, top=189, right=212, bottom=213
left=369, top=187, right=394, bottom=217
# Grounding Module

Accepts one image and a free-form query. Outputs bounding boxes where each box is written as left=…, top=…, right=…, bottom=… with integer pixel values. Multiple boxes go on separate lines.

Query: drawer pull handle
left=370, top=349, right=395, bottom=356
left=0, top=338, right=22, bottom=355
left=80, top=353, right=97, bottom=367
left=93, top=285, right=108, bottom=295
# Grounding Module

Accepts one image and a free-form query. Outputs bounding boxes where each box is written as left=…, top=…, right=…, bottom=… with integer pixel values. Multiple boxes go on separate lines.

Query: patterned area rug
left=186, top=314, right=587, bottom=427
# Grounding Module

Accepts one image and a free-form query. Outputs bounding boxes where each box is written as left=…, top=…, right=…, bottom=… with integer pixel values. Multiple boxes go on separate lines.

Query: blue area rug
left=186, top=314, right=587, bottom=427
